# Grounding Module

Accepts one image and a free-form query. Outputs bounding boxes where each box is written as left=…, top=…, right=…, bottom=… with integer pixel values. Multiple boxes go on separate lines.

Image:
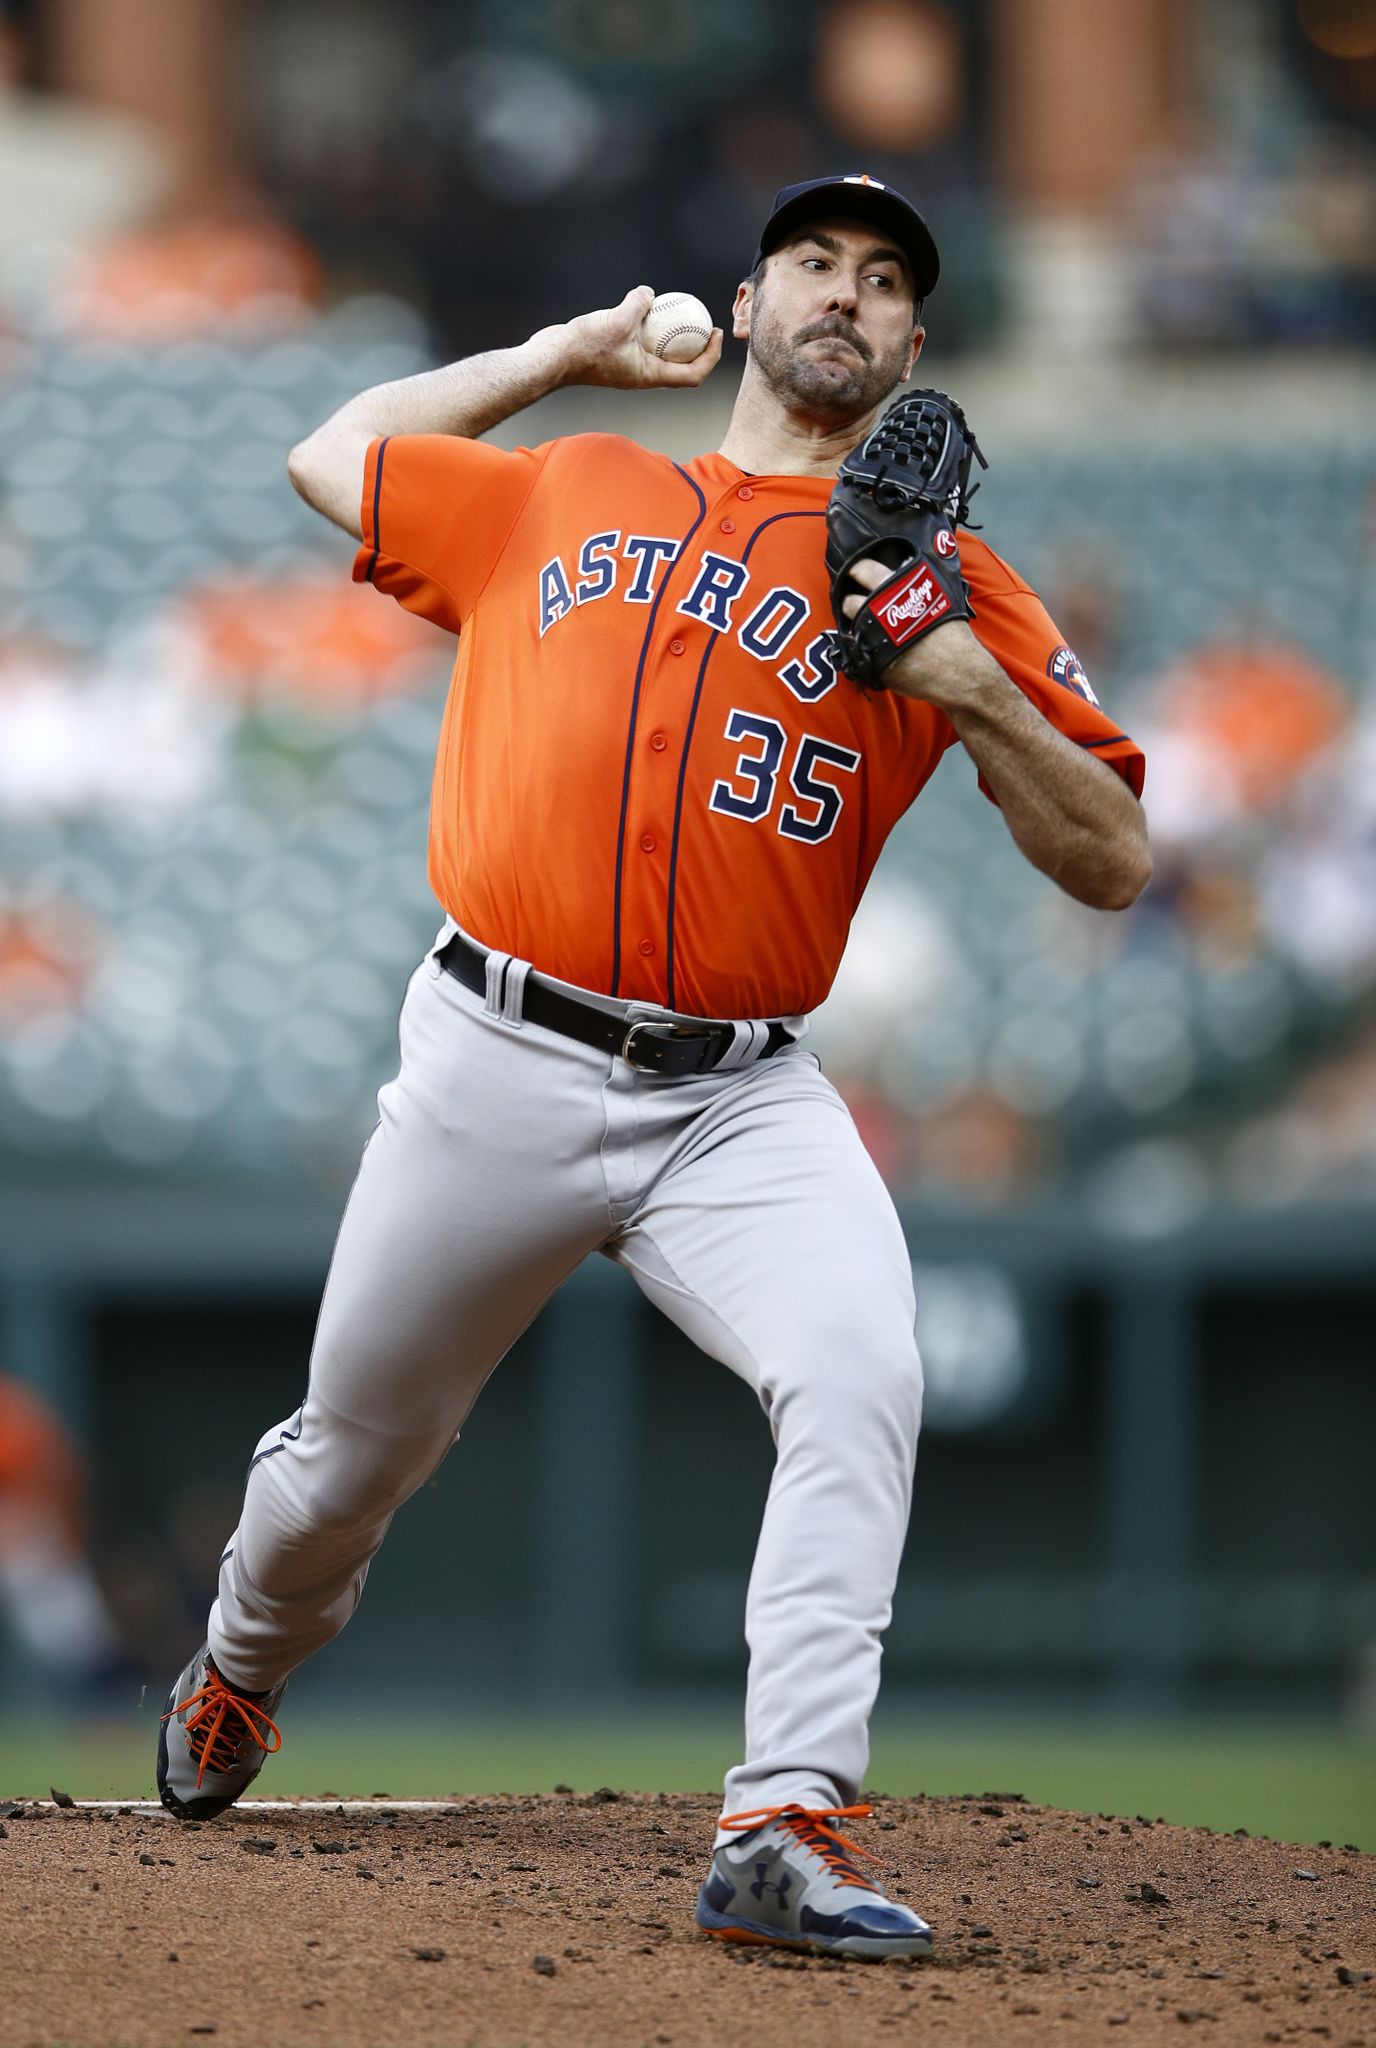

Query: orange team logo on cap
left=843, top=174, right=885, bottom=189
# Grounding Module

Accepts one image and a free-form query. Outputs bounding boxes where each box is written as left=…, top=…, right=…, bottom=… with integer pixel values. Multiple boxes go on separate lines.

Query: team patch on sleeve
left=1047, top=644, right=1099, bottom=706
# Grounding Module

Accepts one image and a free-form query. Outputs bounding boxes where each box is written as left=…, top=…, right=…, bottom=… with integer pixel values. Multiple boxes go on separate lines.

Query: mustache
left=794, top=317, right=873, bottom=363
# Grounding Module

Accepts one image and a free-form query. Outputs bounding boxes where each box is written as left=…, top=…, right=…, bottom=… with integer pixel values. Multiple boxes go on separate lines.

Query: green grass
left=4, top=1708, right=1372, bottom=1851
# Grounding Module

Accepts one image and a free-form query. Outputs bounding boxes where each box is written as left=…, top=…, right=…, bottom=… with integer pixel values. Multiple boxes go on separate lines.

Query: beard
left=747, top=284, right=912, bottom=425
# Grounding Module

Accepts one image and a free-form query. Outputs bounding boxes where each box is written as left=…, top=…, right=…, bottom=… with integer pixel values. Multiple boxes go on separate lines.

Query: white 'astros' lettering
left=536, top=534, right=841, bottom=701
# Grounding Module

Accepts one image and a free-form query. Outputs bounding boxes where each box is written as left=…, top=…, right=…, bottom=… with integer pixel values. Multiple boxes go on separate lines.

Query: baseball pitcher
left=157, top=174, right=1150, bottom=1960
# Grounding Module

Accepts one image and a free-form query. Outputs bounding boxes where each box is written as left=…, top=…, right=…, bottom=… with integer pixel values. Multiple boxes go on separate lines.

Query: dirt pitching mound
left=1, top=1790, right=1371, bottom=2048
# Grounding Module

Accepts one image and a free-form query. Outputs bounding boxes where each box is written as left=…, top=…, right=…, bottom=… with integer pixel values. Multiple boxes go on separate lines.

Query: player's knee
left=256, top=1418, right=442, bottom=1535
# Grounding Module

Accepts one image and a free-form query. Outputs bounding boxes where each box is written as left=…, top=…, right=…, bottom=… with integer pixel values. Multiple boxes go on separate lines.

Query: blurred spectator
left=0, top=1371, right=122, bottom=1684
left=811, top=879, right=964, bottom=1071
left=1282, top=132, right=1376, bottom=338
left=1257, top=699, right=1376, bottom=993
left=55, top=218, right=322, bottom=343
left=1140, top=624, right=1350, bottom=851
left=811, top=881, right=1043, bottom=1201
left=1124, top=136, right=1259, bottom=349
left=1126, top=126, right=1376, bottom=349
left=1133, top=621, right=1351, bottom=975
left=0, top=628, right=226, bottom=814
left=810, top=878, right=958, bottom=1185
left=182, top=568, right=446, bottom=706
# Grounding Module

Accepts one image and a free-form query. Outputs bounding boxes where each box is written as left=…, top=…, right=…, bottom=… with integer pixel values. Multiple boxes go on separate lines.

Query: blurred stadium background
left=0, top=0, right=1373, bottom=1846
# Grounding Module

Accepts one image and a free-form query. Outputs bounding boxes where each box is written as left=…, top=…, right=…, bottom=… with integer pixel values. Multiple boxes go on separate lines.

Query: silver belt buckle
left=621, top=1019, right=668, bottom=1071
left=621, top=1018, right=715, bottom=1072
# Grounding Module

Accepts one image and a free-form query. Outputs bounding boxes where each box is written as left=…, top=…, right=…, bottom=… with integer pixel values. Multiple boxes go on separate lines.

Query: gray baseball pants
left=208, top=925, right=924, bottom=1825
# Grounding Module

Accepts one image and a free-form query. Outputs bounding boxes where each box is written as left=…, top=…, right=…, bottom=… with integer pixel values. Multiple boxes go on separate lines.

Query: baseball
left=640, top=290, right=714, bottom=363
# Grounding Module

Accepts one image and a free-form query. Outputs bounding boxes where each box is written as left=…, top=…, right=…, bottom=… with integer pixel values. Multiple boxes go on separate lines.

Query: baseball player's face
left=735, top=218, right=923, bottom=424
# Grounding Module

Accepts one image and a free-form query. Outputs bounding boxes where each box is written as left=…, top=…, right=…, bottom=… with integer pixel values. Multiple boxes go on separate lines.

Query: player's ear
left=906, top=325, right=926, bottom=378
left=732, top=280, right=754, bottom=341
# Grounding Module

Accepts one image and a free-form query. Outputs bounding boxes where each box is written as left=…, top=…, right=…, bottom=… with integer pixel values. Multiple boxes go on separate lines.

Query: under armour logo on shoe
left=750, top=1862, right=793, bottom=1904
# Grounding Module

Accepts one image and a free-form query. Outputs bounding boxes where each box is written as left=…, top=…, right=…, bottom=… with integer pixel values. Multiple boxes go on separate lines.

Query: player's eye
left=868, top=273, right=896, bottom=290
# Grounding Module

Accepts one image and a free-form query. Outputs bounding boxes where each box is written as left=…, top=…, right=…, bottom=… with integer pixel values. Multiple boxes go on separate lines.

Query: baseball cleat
left=156, top=1643, right=286, bottom=1820
left=694, top=1802, right=933, bottom=1959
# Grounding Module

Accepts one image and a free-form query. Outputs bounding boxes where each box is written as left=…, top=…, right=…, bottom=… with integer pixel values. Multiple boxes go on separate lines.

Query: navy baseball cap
left=752, top=174, right=940, bottom=301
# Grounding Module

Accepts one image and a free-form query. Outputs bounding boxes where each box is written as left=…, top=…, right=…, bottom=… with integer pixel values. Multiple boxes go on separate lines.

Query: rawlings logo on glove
left=873, top=561, right=953, bottom=642
left=825, top=389, right=987, bottom=691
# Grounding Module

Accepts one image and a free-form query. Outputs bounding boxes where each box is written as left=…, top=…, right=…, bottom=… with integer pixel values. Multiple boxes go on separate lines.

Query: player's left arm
left=844, top=566, right=1151, bottom=910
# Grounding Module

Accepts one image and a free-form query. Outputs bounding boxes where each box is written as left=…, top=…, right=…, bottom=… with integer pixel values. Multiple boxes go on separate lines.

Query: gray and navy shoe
left=156, top=1643, right=286, bottom=1820
left=695, top=1803, right=933, bottom=1960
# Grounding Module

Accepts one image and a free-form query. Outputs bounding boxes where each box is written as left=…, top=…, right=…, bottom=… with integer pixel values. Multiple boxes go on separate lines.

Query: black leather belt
left=436, top=932, right=793, bottom=1078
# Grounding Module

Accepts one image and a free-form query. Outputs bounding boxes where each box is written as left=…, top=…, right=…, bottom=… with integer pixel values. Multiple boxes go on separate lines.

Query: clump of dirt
left=1, top=1790, right=1371, bottom=2047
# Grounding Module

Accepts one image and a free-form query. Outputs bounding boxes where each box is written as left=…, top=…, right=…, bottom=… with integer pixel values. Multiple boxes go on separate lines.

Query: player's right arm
left=287, top=286, right=723, bottom=538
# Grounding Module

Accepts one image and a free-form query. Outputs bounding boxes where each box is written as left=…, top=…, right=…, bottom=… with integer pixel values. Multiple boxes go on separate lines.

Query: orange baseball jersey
left=354, top=432, right=1144, bottom=1019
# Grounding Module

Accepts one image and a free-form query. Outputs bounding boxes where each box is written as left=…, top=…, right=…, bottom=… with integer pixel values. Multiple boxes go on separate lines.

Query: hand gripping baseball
left=826, top=389, right=988, bottom=691
left=559, top=286, right=723, bottom=391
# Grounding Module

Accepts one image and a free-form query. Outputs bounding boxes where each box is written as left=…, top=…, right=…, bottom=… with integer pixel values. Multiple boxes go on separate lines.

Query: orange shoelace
left=718, top=1802, right=883, bottom=1891
left=162, top=1669, right=283, bottom=1790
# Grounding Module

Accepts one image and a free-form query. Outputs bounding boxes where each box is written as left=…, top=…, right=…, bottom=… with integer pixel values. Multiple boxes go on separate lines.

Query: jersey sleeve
left=361, top=556, right=464, bottom=636
left=351, top=433, right=548, bottom=629
left=961, top=534, right=1145, bottom=803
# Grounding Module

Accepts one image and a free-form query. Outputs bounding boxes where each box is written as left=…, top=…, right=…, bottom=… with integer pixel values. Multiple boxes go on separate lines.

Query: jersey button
left=736, top=485, right=754, bottom=501
left=640, top=833, right=657, bottom=853
left=719, top=517, right=736, bottom=534
left=650, top=732, right=668, bottom=751
left=668, top=637, right=685, bottom=655
left=638, top=939, right=654, bottom=956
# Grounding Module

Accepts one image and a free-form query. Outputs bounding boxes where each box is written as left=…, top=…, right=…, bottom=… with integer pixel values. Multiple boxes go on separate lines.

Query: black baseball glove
left=825, top=388, right=988, bottom=691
